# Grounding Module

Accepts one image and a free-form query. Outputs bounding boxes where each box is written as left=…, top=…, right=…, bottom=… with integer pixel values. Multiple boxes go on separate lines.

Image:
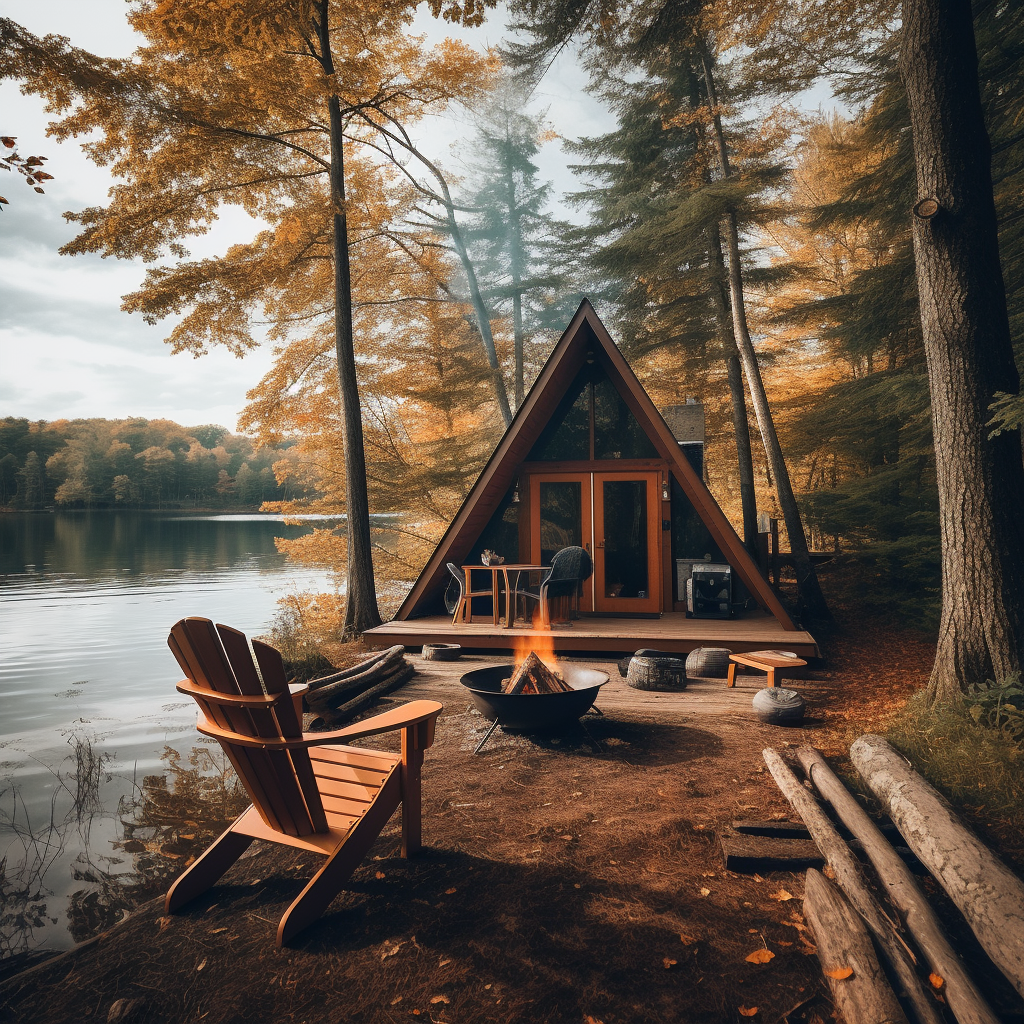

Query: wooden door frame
left=592, top=470, right=661, bottom=614
left=528, top=472, right=595, bottom=612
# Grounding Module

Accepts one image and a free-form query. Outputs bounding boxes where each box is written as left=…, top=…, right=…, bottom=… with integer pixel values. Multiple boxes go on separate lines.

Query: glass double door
left=529, top=472, right=661, bottom=614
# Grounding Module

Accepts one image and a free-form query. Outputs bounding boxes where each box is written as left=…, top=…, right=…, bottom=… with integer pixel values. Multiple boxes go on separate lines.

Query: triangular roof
left=394, top=298, right=796, bottom=630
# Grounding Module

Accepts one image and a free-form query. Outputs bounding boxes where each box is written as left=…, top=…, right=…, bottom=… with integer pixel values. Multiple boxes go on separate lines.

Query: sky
left=0, top=1, right=609, bottom=432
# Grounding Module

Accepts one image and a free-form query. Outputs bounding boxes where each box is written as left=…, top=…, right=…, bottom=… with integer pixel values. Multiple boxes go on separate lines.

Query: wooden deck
left=396, top=652, right=829, bottom=722
left=364, top=610, right=820, bottom=659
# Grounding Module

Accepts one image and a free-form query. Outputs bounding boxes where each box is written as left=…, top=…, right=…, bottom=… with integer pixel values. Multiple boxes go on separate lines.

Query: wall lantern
left=662, top=479, right=670, bottom=501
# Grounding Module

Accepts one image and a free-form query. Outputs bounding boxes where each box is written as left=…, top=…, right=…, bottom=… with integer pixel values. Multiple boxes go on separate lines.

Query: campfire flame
left=512, top=625, right=560, bottom=674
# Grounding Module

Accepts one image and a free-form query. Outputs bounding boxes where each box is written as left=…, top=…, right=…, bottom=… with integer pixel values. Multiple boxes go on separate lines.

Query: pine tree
left=460, top=78, right=566, bottom=408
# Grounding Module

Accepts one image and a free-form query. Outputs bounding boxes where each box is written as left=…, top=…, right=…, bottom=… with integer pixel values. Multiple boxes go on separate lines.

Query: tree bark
left=763, top=747, right=944, bottom=1024
left=317, top=0, right=381, bottom=635
left=803, top=868, right=909, bottom=1024
left=798, top=745, right=1001, bottom=1024
left=851, top=734, right=1024, bottom=998
left=899, top=0, right=1024, bottom=700
left=708, top=223, right=759, bottom=554
left=699, top=46, right=830, bottom=621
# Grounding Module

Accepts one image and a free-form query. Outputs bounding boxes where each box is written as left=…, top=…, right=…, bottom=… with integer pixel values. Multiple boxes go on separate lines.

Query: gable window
left=527, top=362, right=658, bottom=461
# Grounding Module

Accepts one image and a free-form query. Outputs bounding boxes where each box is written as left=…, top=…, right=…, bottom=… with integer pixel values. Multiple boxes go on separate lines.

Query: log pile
left=761, top=741, right=1003, bottom=1024
left=501, top=652, right=572, bottom=694
left=303, top=645, right=415, bottom=725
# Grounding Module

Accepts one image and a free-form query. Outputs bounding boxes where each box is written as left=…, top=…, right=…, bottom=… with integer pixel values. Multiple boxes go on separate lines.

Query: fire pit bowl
left=460, top=664, right=609, bottom=731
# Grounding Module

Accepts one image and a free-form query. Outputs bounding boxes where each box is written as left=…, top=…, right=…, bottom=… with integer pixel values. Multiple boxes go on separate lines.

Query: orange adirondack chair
left=164, top=617, right=442, bottom=948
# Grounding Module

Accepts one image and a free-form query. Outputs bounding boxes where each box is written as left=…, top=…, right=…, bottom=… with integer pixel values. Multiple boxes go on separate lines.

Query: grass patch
left=882, top=686, right=1024, bottom=868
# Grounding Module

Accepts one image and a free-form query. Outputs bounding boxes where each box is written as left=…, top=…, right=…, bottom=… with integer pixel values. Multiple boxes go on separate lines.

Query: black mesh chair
left=445, top=562, right=493, bottom=626
left=512, top=546, right=593, bottom=628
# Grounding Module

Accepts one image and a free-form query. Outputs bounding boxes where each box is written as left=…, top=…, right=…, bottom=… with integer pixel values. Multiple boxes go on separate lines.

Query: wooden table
left=461, top=564, right=545, bottom=628
left=727, top=650, right=808, bottom=689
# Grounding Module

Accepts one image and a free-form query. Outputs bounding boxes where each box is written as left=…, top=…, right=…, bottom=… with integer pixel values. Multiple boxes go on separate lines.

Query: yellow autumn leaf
left=430, top=995, right=449, bottom=1005
left=699, top=887, right=711, bottom=897
left=375, top=870, right=385, bottom=879
left=663, top=958, right=677, bottom=969
left=745, top=948, right=775, bottom=964
left=445, top=887, right=457, bottom=894
left=770, top=889, right=794, bottom=901
left=929, top=973, right=944, bottom=989
left=825, top=966, right=854, bottom=980
left=738, top=1006, right=759, bottom=1017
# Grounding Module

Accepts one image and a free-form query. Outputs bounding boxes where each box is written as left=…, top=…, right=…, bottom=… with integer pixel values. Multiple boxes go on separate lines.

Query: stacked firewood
left=304, top=645, right=414, bottom=725
left=501, top=652, right=572, bottom=694
left=761, top=739, right=1018, bottom=1024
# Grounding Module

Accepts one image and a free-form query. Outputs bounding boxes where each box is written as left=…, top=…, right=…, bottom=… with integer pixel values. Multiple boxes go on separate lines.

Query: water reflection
left=0, top=511, right=338, bottom=964
left=1, top=736, right=249, bottom=962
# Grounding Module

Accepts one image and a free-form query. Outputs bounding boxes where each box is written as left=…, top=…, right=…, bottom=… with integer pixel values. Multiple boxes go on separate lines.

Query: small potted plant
left=480, top=549, right=504, bottom=566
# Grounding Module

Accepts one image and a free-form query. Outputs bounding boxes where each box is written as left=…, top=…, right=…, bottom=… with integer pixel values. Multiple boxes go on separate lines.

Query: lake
left=0, top=511, right=345, bottom=967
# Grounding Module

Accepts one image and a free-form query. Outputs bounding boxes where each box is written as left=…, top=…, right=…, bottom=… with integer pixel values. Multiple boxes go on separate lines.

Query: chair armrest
left=195, top=699, right=443, bottom=750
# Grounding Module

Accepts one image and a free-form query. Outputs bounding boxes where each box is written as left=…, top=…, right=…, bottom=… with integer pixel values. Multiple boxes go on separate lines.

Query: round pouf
left=752, top=687, right=805, bottom=725
left=685, top=647, right=733, bottom=679
left=626, top=655, right=687, bottom=691
left=618, top=649, right=676, bottom=679
left=421, top=643, right=462, bottom=662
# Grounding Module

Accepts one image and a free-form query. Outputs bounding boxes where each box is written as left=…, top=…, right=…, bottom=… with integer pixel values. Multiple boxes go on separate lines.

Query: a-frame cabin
left=365, top=300, right=818, bottom=657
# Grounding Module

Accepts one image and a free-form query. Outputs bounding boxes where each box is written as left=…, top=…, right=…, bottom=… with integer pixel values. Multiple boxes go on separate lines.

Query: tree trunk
left=798, top=745, right=1000, bottom=1024
left=899, top=0, right=1024, bottom=700
left=700, top=46, right=831, bottom=621
left=803, top=868, right=909, bottom=1024
left=505, top=146, right=527, bottom=410
left=318, top=1, right=381, bottom=635
left=708, top=223, right=758, bottom=554
left=444, top=198, right=514, bottom=427
left=852, top=734, right=1024, bottom=999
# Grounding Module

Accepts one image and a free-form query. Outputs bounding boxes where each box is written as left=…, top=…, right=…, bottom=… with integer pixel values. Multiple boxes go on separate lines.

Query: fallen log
left=306, top=646, right=406, bottom=704
left=803, top=867, right=909, bottom=1024
left=798, top=746, right=1000, bottom=1024
left=720, top=832, right=824, bottom=872
left=311, top=661, right=415, bottom=726
left=851, top=734, right=1024, bottom=1000
left=731, top=819, right=923, bottom=871
left=763, top=747, right=944, bottom=1024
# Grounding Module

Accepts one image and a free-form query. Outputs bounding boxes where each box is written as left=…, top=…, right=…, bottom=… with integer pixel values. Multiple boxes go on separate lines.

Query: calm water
left=0, top=511, right=341, bottom=963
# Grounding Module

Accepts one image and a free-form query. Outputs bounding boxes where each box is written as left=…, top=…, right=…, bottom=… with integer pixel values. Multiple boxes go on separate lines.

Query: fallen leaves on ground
left=770, top=889, right=794, bottom=901
left=663, top=958, right=677, bottom=969
left=929, top=973, right=944, bottom=989
left=699, top=887, right=711, bottom=897
left=825, top=966, right=854, bottom=980
left=430, top=995, right=449, bottom=1005
left=679, top=932, right=698, bottom=945
left=738, top=1006, right=759, bottom=1017
left=745, top=949, right=775, bottom=964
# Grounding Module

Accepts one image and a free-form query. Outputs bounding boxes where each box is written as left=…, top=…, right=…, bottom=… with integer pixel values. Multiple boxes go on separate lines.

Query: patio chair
left=512, top=545, right=593, bottom=628
left=164, top=616, right=442, bottom=948
left=445, top=561, right=493, bottom=625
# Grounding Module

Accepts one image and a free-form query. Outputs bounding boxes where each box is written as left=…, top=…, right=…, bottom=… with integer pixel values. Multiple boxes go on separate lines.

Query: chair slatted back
left=168, top=617, right=327, bottom=837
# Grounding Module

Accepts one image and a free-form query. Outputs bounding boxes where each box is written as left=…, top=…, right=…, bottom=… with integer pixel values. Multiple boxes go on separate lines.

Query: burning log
left=502, top=652, right=573, bottom=694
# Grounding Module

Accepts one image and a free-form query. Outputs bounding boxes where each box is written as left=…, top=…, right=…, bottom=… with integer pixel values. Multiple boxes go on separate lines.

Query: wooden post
left=798, top=746, right=1000, bottom=1024
left=803, top=868, right=909, bottom=1024
left=401, top=723, right=426, bottom=858
left=852, top=734, right=1024, bottom=998
left=762, top=747, right=944, bottom=1024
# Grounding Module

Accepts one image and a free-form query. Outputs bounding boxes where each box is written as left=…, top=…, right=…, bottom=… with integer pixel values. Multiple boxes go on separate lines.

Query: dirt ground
left=2, top=578, right=1023, bottom=1024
